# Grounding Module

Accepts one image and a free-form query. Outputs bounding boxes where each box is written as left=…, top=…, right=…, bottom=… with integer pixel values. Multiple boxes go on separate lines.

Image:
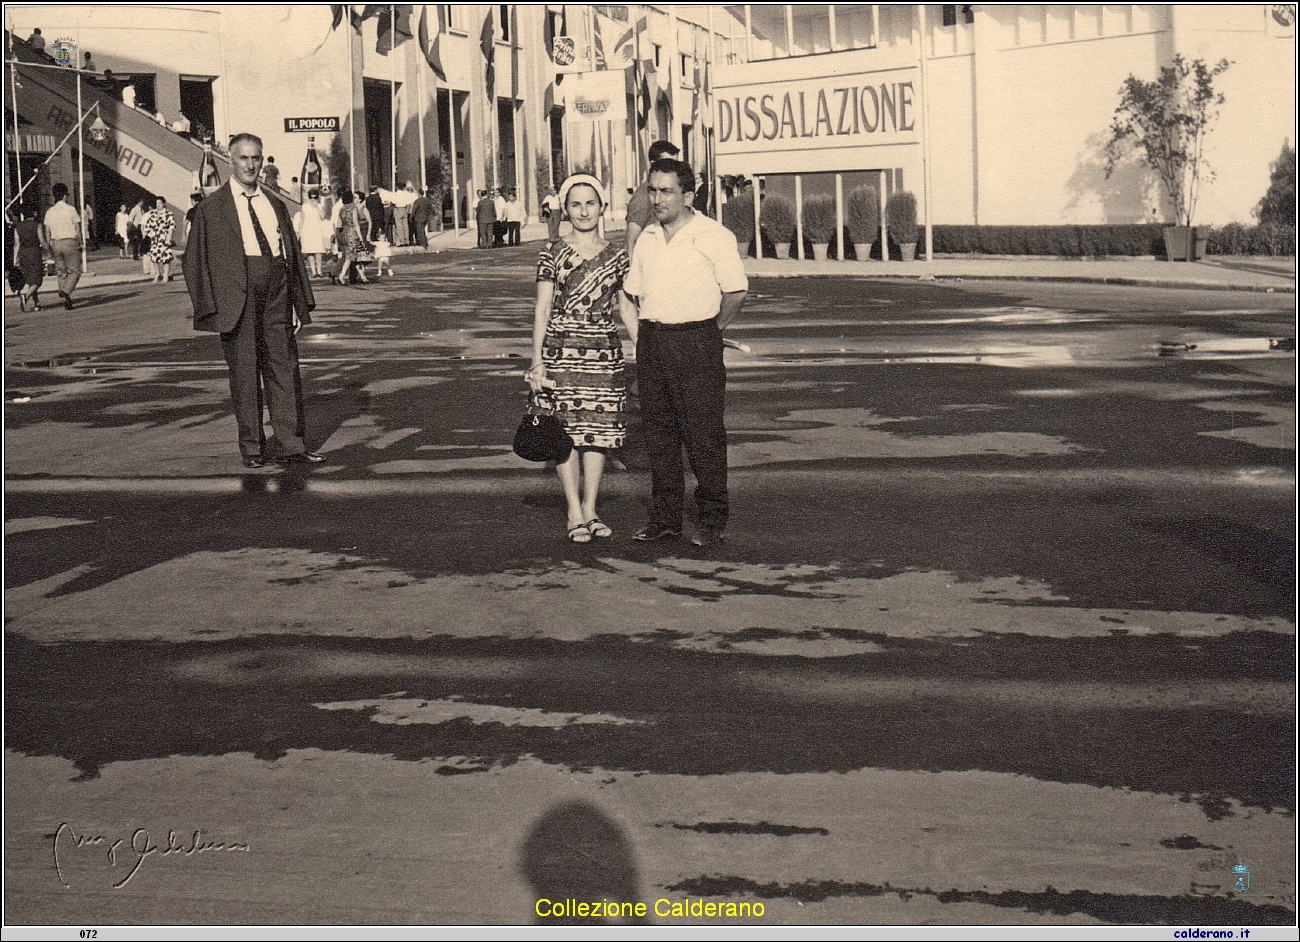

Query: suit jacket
left=183, top=183, right=315, bottom=334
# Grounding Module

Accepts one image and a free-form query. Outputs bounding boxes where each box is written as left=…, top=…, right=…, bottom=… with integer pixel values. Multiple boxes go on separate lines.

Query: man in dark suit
left=182, top=132, right=324, bottom=468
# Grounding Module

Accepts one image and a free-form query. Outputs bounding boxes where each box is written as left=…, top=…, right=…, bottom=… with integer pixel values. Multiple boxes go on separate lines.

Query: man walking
left=182, top=132, right=323, bottom=468
left=410, top=187, right=432, bottom=249
left=624, top=158, right=748, bottom=547
left=41, top=183, right=82, bottom=310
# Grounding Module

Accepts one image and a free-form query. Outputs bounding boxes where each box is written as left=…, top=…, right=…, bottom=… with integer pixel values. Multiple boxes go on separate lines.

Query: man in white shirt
left=492, top=187, right=507, bottom=247
left=624, top=158, right=748, bottom=547
left=504, top=189, right=524, bottom=246
left=41, top=183, right=82, bottom=309
left=182, top=133, right=322, bottom=468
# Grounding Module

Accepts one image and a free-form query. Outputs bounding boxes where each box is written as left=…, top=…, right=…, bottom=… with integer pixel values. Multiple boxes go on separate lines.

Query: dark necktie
left=243, top=192, right=275, bottom=257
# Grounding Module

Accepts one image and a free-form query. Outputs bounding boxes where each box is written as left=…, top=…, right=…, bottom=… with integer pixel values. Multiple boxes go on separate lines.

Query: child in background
left=373, top=232, right=393, bottom=277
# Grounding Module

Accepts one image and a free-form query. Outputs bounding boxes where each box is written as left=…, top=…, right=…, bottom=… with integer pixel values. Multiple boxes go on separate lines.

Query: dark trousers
left=477, top=221, right=493, bottom=248
left=507, top=221, right=521, bottom=246
left=220, top=256, right=306, bottom=459
left=636, top=318, right=728, bottom=530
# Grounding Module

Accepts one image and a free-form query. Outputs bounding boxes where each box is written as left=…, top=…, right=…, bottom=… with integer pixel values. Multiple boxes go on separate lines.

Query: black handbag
left=513, top=398, right=572, bottom=462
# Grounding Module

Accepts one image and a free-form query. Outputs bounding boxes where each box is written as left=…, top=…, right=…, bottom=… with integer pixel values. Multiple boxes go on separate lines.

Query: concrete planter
left=1163, top=226, right=1191, bottom=262
left=900, top=242, right=917, bottom=262
left=775, top=242, right=791, bottom=259
left=854, top=242, right=874, bottom=261
left=811, top=243, right=830, bottom=261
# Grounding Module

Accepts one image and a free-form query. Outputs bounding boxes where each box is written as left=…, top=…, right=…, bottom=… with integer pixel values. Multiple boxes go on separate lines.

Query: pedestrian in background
left=143, top=196, right=175, bottom=283
left=527, top=173, right=637, bottom=543
left=505, top=189, right=524, bottom=246
left=262, top=157, right=280, bottom=192
left=12, top=205, right=45, bottom=311
left=475, top=189, right=495, bottom=249
left=115, top=203, right=130, bottom=258
left=541, top=186, right=561, bottom=243
left=295, top=188, right=329, bottom=279
left=410, top=187, right=432, bottom=250
left=493, top=187, right=507, bottom=247
left=625, top=139, right=680, bottom=254
left=41, top=183, right=83, bottom=310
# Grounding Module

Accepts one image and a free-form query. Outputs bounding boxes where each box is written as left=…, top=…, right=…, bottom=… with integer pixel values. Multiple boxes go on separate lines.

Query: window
left=680, top=52, right=690, bottom=81
left=832, top=5, right=875, bottom=50
left=942, top=5, right=957, bottom=28
left=652, top=43, right=661, bottom=67
left=443, top=5, right=458, bottom=32
left=791, top=5, right=831, bottom=55
left=962, top=5, right=974, bottom=24
left=498, top=5, right=509, bottom=42
left=748, top=4, right=789, bottom=59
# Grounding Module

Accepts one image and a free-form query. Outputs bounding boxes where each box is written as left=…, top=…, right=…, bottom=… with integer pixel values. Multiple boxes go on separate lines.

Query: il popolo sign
left=717, top=67, right=919, bottom=156
left=285, top=117, right=339, bottom=133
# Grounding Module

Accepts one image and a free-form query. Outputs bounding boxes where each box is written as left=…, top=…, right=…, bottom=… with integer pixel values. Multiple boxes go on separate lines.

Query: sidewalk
left=13, top=235, right=1294, bottom=294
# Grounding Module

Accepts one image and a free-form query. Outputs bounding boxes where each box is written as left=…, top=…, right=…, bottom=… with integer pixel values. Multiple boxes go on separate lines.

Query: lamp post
left=7, top=55, right=110, bottom=273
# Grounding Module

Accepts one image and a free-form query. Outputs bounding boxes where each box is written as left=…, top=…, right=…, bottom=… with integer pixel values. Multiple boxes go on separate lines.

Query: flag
left=350, top=5, right=378, bottom=30
left=480, top=10, right=495, bottom=95
left=611, top=15, right=644, bottom=69
left=593, top=12, right=633, bottom=70
left=376, top=5, right=413, bottom=55
left=698, top=58, right=712, bottom=130
left=418, top=5, right=446, bottom=80
left=636, top=61, right=656, bottom=131
left=661, top=62, right=673, bottom=124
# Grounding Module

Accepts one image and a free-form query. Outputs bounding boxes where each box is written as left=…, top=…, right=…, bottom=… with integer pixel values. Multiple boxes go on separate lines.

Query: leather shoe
left=691, top=527, right=725, bottom=547
left=632, top=522, right=681, bottom=542
left=242, top=455, right=266, bottom=468
left=276, top=451, right=326, bottom=465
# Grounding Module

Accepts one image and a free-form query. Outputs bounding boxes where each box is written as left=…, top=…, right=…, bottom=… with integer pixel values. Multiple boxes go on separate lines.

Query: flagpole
left=417, top=28, right=427, bottom=194
left=917, top=2, right=934, bottom=263
left=10, top=56, right=23, bottom=210
left=449, top=89, right=460, bottom=233
left=348, top=20, right=357, bottom=190
left=390, top=5, right=398, bottom=191
left=708, top=4, right=720, bottom=222
left=76, top=58, right=87, bottom=272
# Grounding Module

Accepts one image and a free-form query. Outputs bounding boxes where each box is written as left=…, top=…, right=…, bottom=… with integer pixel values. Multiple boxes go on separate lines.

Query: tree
left=1255, top=143, right=1296, bottom=225
left=325, top=136, right=351, bottom=195
left=1105, top=55, right=1231, bottom=227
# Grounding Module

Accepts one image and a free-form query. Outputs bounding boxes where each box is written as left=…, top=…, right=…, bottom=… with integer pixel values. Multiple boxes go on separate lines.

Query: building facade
left=5, top=5, right=1295, bottom=241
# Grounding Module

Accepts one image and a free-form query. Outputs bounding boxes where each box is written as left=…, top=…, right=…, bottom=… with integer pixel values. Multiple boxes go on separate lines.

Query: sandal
left=567, top=523, right=592, bottom=543
left=586, top=518, right=612, bottom=539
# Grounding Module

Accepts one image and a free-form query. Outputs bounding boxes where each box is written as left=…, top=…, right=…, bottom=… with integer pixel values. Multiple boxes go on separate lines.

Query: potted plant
left=1105, top=55, right=1230, bottom=262
left=802, top=194, right=837, bottom=260
left=886, top=191, right=918, bottom=260
left=722, top=188, right=755, bottom=257
left=846, top=184, right=879, bottom=261
left=760, top=194, right=796, bottom=258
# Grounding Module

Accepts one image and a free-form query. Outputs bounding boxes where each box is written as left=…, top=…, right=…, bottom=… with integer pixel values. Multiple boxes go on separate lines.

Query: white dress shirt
left=43, top=200, right=82, bottom=241
left=230, top=180, right=283, bottom=258
left=625, top=211, right=748, bottom=324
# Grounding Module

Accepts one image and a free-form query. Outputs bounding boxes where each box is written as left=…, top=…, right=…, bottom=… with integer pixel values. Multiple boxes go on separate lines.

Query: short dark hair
left=52, top=183, right=68, bottom=201
left=648, top=140, right=679, bottom=162
left=228, top=132, right=263, bottom=151
left=648, top=158, right=694, bottom=196
left=340, top=189, right=354, bottom=204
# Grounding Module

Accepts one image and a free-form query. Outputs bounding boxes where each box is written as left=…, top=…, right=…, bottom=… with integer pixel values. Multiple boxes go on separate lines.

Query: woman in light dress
left=295, top=188, right=329, bottom=278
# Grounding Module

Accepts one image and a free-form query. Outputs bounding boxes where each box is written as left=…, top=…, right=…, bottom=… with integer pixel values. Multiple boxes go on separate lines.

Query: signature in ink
left=53, top=822, right=250, bottom=889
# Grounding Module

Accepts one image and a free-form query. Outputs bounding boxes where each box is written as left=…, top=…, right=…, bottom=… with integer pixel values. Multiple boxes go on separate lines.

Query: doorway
left=363, top=78, right=396, bottom=189
left=179, top=76, right=215, bottom=140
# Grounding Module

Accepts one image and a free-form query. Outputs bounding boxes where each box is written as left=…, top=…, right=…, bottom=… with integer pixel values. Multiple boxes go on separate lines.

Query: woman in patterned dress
left=527, top=174, right=639, bottom=543
left=143, top=197, right=176, bottom=283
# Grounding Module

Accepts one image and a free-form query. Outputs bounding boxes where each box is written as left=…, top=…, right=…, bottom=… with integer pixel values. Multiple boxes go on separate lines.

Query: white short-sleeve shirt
left=624, top=211, right=748, bottom=324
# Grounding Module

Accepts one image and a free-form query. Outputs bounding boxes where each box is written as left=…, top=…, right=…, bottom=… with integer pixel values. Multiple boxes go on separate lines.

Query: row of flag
left=327, top=5, right=712, bottom=132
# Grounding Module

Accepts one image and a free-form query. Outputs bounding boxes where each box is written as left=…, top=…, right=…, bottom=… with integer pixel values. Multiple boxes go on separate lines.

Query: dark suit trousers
left=220, top=256, right=306, bottom=459
left=635, top=318, right=729, bottom=530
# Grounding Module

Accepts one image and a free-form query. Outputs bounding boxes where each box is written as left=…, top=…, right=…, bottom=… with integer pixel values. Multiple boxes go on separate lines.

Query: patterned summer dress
left=143, top=207, right=175, bottom=265
left=535, top=240, right=631, bottom=449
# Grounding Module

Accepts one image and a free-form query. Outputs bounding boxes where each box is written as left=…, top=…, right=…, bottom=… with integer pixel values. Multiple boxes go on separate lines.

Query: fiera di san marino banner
left=716, top=67, right=920, bottom=155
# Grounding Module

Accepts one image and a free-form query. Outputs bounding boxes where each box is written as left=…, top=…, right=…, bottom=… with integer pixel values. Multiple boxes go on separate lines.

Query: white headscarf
left=558, top=174, right=609, bottom=217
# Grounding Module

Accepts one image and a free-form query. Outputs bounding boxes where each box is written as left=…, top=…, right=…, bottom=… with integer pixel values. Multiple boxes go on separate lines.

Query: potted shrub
left=886, top=191, right=918, bottom=260
left=846, top=184, right=879, bottom=261
left=802, top=194, right=837, bottom=260
left=721, top=188, right=755, bottom=257
left=760, top=195, right=796, bottom=258
left=1105, top=55, right=1230, bottom=262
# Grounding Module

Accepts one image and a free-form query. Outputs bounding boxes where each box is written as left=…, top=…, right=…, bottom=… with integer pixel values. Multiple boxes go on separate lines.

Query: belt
left=640, top=317, right=716, bottom=331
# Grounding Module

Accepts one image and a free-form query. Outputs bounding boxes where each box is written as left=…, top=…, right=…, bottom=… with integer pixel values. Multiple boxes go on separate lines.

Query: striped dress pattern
left=535, top=241, right=631, bottom=449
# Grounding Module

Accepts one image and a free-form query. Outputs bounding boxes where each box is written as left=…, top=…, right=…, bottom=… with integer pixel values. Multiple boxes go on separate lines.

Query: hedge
left=926, top=223, right=1295, bottom=257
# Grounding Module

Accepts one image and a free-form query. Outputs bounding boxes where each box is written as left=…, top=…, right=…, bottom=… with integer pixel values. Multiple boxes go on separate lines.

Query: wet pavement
left=4, top=244, right=1296, bottom=927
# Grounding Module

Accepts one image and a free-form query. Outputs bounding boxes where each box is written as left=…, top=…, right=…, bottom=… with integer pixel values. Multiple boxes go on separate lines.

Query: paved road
left=4, top=246, right=1295, bottom=927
